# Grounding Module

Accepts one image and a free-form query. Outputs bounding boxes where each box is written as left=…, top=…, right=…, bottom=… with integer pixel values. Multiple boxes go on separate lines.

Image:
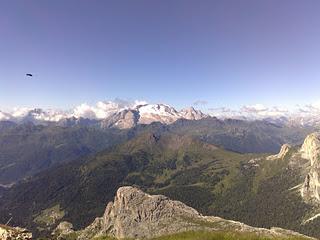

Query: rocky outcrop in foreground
left=301, top=133, right=320, bottom=201
left=77, top=186, right=314, bottom=239
left=267, top=144, right=291, bottom=160
left=52, top=221, right=75, bottom=240
left=0, top=224, right=32, bottom=240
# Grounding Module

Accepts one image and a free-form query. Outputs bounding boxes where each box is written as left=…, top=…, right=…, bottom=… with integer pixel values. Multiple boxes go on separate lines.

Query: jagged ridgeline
left=2, top=129, right=320, bottom=238
left=52, top=186, right=315, bottom=240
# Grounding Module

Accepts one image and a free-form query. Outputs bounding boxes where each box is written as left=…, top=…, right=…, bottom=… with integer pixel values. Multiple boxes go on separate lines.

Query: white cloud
left=73, top=99, right=148, bottom=119
left=0, top=111, right=11, bottom=121
left=208, top=104, right=290, bottom=119
left=208, top=107, right=232, bottom=113
left=296, top=100, right=320, bottom=116
left=193, top=100, right=208, bottom=106
left=11, top=107, right=33, bottom=118
left=241, top=104, right=269, bottom=113
left=208, top=107, right=243, bottom=119
left=73, top=103, right=97, bottom=119
left=0, top=99, right=148, bottom=122
left=310, top=100, right=320, bottom=110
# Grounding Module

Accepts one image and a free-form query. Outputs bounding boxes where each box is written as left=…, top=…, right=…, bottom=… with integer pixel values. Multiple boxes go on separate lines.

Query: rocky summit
left=100, top=104, right=209, bottom=129
left=76, top=186, right=314, bottom=240
left=301, top=133, right=320, bottom=201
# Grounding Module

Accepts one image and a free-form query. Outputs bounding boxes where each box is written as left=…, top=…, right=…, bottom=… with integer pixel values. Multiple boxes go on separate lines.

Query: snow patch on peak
left=137, top=104, right=179, bottom=116
left=136, top=104, right=180, bottom=125
left=179, top=107, right=207, bottom=120
left=100, top=103, right=208, bottom=129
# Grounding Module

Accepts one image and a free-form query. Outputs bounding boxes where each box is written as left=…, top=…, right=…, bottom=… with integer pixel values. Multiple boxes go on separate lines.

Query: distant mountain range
left=2, top=101, right=320, bottom=128
left=0, top=103, right=208, bottom=128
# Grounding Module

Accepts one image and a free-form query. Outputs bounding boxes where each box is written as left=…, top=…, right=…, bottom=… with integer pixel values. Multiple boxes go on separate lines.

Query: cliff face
left=102, top=186, right=202, bottom=239
left=78, top=186, right=315, bottom=240
left=301, top=133, right=320, bottom=166
left=101, top=110, right=140, bottom=129
left=301, top=133, right=320, bottom=201
left=79, top=186, right=201, bottom=239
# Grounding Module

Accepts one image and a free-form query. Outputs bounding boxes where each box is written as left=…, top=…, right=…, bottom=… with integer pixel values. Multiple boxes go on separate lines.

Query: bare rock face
left=301, top=133, right=320, bottom=166
left=102, top=186, right=201, bottom=239
left=101, top=110, right=140, bottom=129
left=0, top=224, right=32, bottom=240
left=301, top=133, right=320, bottom=201
left=52, top=221, right=75, bottom=239
left=79, top=186, right=201, bottom=239
left=78, top=186, right=315, bottom=240
left=267, top=144, right=291, bottom=160
left=100, top=104, right=208, bottom=129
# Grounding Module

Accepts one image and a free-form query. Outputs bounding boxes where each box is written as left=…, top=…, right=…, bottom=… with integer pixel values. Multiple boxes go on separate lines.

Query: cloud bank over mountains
left=0, top=99, right=148, bottom=122
left=2, top=99, right=320, bottom=127
left=209, top=103, right=320, bottom=119
left=73, top=99, right=148, bottom=119
left=209, top=104, right=289, bottom=119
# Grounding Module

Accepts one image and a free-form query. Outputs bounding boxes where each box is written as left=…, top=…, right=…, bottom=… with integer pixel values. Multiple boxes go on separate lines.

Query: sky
left=1, top=0, right=320, bottom=111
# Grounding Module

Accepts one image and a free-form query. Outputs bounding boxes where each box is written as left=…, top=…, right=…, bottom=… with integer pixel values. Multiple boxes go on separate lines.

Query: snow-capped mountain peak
left=136, top=103, right=179, bottom=117
left=100, top=104, right=209, bottom=129
left=179, top=107, right=208, bottom=120
left=0, top=101, right=207, bottom=128
left=136, top=104, right=180, bottom=124
left=4, top=100, right=320, bottom=129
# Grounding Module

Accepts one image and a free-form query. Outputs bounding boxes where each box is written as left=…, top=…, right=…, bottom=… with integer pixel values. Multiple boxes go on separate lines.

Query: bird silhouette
left=26, top=73, right=33, bottom=77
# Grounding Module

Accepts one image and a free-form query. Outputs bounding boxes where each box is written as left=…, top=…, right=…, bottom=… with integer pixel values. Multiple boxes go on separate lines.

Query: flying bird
left=26, top=73, right=33, bottom=77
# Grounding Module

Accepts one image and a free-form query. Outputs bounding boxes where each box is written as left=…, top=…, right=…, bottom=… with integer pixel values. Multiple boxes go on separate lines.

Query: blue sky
left=1, top=0, right=320, bottom=110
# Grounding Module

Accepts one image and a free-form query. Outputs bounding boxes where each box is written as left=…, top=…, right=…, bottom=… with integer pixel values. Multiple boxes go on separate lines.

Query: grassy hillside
left=44, top=231, right=312, bottom=240
left=0, top=132, right=250, bottom=234
left=0, top=129, right=318, bottom=238
left=0, top=123, right=131, bottom=184
left=151, top=231, right=311, bottom=240
left=169, top=118, right=315, bottom=153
